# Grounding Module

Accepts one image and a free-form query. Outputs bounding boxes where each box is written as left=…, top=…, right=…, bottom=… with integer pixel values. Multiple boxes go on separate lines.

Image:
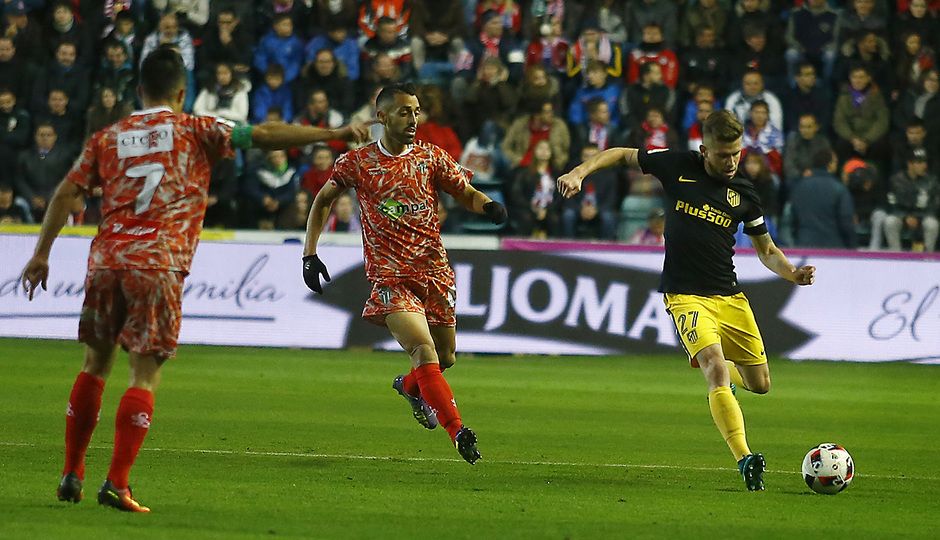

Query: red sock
left=414, top=363, right=462, bottom=440
left=402, top=369, right=420, bottom=397
left=63, top=372, right=105, bottom=480
left=107, top=388, right=154, bottom=490
left=403, top=364, right=449, bottom=397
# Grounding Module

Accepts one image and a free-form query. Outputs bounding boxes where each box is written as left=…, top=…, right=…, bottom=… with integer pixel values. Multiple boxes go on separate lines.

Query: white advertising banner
left=1, top=235, right=938, bottom=363
left=0, top=235, right=364, bottom=349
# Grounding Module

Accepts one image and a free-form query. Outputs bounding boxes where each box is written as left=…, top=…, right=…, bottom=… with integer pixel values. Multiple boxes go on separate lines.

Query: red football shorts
left=78, top=269, right=185, bottom=359
left=362, top=269, right=457, bottom=327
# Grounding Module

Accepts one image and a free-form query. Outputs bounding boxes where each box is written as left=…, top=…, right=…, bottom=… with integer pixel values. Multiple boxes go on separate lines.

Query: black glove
left=302, top=255, right=331, bottom=294
left=482, top=201, right=508, bottom=225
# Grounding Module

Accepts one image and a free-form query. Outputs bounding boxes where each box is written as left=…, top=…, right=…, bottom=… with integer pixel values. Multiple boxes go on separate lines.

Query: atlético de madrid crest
left=727, top=189, right=740, bottom=207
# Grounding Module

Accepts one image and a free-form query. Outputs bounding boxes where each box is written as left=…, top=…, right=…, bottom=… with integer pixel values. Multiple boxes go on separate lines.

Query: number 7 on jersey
left=127, top=163, right=167, bottom=214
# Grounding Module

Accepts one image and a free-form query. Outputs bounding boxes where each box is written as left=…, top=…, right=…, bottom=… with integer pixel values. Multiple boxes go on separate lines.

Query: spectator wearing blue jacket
left=254, top=14, right=305, bottom=83
left=789, top=148, right=857, bottom=249
left=305, top=21, right=361, bottom=81
left=568, top=60, right=622, bottom=129
left=251, top=64, right=294, bottom=124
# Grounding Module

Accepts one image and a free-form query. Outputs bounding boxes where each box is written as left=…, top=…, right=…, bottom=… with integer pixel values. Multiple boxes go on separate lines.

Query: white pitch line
left=2, top=441, right=938, bottom=482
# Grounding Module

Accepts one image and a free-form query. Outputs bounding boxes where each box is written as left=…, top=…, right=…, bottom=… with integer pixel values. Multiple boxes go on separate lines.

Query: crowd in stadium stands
left=0, top=0, right=938, bottom=251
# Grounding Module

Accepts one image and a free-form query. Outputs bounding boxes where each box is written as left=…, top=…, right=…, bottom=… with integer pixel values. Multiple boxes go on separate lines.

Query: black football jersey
left=637, top=149, right=768, bottom=296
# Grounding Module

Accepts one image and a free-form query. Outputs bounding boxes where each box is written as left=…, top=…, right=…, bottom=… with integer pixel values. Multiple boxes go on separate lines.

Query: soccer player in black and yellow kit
left=557, top=110, right=815, bottom=491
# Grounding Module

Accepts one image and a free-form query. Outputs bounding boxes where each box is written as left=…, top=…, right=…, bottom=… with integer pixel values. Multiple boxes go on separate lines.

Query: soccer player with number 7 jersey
left=20, top=46, right=373, bottom=513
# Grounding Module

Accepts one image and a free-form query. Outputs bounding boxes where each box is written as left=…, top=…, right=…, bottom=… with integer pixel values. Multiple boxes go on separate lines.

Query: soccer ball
left=802, top=443, right=855, bottom=494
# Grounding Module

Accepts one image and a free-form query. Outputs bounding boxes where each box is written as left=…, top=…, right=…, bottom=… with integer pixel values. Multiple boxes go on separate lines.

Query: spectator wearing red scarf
left=501, top=100, right=570, bottom=171
left=525, top=14, right=568, bottom=76
left=628, top=107, right=677, bottom=151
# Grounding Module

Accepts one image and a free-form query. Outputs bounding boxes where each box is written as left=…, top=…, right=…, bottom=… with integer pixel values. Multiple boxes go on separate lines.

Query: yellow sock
left=708, top=386, right=750, bottom=461
left=725, top=361, right=745, bottom=389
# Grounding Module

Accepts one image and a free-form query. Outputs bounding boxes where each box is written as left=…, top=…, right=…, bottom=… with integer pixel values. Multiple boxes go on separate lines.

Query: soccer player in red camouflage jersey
left=302, top=83, right=508, bottom=464
left=20, top=46, right=373, bottom=512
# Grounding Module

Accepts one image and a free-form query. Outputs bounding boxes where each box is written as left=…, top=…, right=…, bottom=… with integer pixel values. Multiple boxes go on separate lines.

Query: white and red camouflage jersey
left=66, top=106, right=235, bottom=274
left=330, top=140, right=472, bottom=279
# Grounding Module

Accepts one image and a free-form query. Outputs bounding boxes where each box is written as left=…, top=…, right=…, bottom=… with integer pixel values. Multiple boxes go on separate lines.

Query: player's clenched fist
left=482, top=201, right=507, bottom=224
left=792, top=265, right=815, bottom=286
left=556, top=171, right=584, bottom=199
left=302, top=254, right=331, bottom=294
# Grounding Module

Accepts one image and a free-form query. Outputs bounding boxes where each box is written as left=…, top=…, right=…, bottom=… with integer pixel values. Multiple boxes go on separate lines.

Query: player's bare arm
left=303, top=181, right=347, bottom=255
left=21, top=179, right=85, bottom=300
left=249, top=118, right=377, bottom=150
left=301, top=181, right=347, bottom=293
left=454, top=184, right=507, bottom=224
left=751, top=232, right=815, bottom=286
left=557, top=147, right=639, bottom=198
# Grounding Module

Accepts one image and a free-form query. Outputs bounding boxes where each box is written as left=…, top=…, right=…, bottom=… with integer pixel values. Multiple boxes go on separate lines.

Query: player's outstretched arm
left=557, top=147, right=640, bottom=198
left=751, top=233, right=815, bottom=286
left=301, top=181, right=347, bottom=294
left=249, top=119, right=376, bottom=150
left=20, top=179, right=84, bottom=300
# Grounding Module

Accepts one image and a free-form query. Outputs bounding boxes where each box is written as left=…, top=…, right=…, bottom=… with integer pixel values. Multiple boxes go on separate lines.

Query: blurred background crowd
left=0, top=0, right=937, bottom=251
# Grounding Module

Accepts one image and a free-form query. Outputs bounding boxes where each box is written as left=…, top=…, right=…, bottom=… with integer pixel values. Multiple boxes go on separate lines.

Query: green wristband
left=231, top=124, right=253, bottom=150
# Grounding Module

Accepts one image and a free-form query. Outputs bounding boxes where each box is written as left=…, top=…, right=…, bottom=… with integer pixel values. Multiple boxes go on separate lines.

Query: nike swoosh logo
left=678, top=176, right=697, bottom=183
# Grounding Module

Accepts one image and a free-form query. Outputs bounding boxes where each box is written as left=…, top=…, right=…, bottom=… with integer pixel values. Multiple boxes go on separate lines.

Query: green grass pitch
left=1, top=337, right=939, bottom=539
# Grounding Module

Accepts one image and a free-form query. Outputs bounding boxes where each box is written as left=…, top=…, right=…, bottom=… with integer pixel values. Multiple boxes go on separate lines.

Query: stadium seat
left=617, top=195, right=663, bottom=241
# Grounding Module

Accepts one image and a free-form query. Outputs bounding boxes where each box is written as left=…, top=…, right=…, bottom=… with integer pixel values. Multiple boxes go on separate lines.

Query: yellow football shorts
left=663, top=292, right=768, bottom=368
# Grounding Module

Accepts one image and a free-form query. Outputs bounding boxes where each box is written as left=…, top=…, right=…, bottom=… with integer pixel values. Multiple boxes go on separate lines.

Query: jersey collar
left=377, top=138, right=413, bottom=157
left=131, top=106, right=174, bottom=116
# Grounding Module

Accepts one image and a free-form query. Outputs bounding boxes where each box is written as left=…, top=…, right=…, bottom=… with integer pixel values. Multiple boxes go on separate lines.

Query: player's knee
left=409, top=343, right=439, bottom=365
left=695, top=347, right=724, bottom=371
left=437, top=349, right=456, bottom=370
left=749, top=377, right=771, bottom=394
